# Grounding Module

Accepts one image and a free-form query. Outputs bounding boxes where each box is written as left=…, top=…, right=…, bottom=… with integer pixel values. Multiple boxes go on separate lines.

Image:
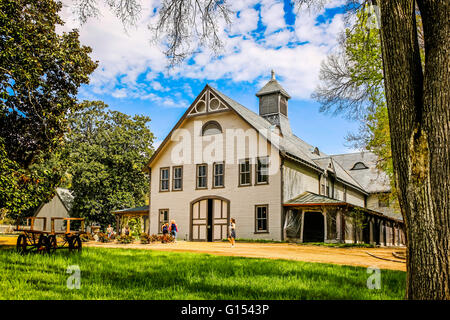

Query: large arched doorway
left=190, top=196, right=229, bottom=242
left=302, top=212, right=325, bottom=242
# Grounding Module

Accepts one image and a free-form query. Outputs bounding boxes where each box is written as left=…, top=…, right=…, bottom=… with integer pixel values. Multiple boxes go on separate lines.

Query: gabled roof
left=145, top=84, right=370, bottom=194
left=33, top=188, right=74, bottom=217
left=330, top=152, right=391, bottom=193
left=256, top=79, right=291, bottom=99
left=213, top=88, right=325, bottom=172
left=56, top=188, right=74, bottom=212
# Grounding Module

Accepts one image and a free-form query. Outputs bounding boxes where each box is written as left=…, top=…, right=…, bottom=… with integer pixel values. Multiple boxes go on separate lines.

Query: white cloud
left=59, top=0, right=347, bottom=103
left=111, top=88, right=127, bottom=98
left=260, top=0, right=286, bottom=35
left=228, top=8, right=259, bottom=35
left=59, top=1, right=166, bottom=93
left=295, top=11, right=345, bottom=47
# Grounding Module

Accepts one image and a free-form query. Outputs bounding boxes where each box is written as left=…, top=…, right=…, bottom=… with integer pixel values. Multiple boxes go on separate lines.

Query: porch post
left=300, top=210, right=305, bottom=243
left=336, top=209, right=342, bottom=242
left=369, top=217, right=374, bottom=244
left=340, top=209, right=346, bottom=243
left=323, top=208, right=327, bottom=242
left=116, top=214, right=120, bottom=235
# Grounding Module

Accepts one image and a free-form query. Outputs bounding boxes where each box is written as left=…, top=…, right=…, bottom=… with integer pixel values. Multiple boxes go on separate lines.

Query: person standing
left=169, top=220, right=178, bottom=241
left=161, top=223, right=169, bottom=243
left=228, top=218, right=236, bottom=247
left=106, top=224, right=113, bottom=238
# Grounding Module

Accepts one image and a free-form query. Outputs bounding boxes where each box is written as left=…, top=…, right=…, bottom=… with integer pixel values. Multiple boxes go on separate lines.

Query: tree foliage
left=67, top=101, right=154, bottom=226
left=0, top=0, right=95, bottom=221
left=0, top=0, right=97, bottom=168
left=0, top=137, right=68, bottom=221
left=313, top=5, right=393, bottom=189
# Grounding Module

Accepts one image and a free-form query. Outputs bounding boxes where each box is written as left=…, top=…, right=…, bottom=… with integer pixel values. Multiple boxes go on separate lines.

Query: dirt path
left=86, top=241, right=406, bottom=271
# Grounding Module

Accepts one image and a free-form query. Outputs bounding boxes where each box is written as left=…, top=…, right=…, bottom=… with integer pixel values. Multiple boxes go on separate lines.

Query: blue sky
left=60, top=0, right=359, bottom=154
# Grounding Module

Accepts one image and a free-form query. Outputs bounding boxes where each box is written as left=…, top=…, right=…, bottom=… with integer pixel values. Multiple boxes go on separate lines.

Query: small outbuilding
left=33, top=188, right=74, bottom=232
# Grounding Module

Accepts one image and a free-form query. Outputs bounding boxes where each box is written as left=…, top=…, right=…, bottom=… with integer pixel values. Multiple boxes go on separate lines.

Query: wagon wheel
left=36, top=234, right=50, bottom=254
left=48, top=235, right=57, bottom=253
left=68, top=235, right=82, bottom=253
left=16, top=234, right=29, bottom=254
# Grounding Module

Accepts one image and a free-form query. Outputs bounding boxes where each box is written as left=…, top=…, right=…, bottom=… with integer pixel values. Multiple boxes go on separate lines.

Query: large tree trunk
left=378, top=0, right=449, bottom=299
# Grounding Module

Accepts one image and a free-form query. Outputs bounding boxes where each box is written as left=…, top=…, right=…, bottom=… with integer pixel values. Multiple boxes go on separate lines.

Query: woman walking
left=228, top=218, right=236, bottom=247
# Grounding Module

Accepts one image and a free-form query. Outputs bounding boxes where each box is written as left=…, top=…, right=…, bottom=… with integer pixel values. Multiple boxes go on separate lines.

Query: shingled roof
left=212, top=87, right=366, bottom=193
left=56, top=188, right=74, bottom=212
left=330, top=152, right=391, bottom=193
left=255, top=79, right=291, bottom=99
left=147, top=84, right=383, bottom=195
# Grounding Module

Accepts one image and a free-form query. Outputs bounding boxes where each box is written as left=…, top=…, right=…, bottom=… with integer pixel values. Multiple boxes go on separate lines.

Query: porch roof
left=284, top=191, right=346, bottom=206
left=284, top=192, right=403, bottom=224
left=111, top=205, right=149, bottom=216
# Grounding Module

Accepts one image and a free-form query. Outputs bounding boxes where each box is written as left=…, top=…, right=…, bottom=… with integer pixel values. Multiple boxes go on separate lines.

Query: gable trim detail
left=145, top=85, right=279, bottom=169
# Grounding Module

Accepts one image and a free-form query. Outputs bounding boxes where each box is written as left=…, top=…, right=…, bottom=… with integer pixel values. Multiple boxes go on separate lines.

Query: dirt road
left=86, top=241, right=406, bottom=271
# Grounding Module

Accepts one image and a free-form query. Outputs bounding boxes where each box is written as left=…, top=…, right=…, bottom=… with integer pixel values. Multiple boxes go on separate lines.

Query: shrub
left=159, top=234, right=175, bottom=244
left=116, top=234, right=134, bottom=244
left=97, top=232, right=111, bottom=243
left=140, top=233, right=151, bottom=244
left=149, top=234, right=159, bottom=243
left=80, top=233, right=95, bottom=242
left=140, top=233, right=175, bottom=244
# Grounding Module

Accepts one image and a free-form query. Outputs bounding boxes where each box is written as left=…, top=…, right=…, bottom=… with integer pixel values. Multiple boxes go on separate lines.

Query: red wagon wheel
left=16, top=234, right=29, bottom=254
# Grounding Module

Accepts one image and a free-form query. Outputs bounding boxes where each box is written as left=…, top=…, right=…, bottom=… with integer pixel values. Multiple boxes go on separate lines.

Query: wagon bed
left=15, top=217, right=86, bottom=254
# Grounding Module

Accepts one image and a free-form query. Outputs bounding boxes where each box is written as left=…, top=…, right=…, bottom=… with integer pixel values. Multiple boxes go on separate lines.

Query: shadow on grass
left=0, top=247, right=406, bottom=300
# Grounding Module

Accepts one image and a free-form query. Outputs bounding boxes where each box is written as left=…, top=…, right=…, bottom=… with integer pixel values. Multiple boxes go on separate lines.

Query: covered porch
left=283, top=192, right=405, bottom=246
left=111, top=206, right=150, bottom=235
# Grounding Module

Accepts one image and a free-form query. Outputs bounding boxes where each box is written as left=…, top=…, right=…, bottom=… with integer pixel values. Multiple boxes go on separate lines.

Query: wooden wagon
left=15, top=217, right=86, bottom=254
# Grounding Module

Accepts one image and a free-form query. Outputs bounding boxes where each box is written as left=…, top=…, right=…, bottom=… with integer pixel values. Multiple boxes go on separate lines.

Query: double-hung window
left=213, top=162, right=224, bottom=188
left=239, top=159, right=251, bottom=186
left=255, top=205, right=268, bottom=233
left=160, top=168, right=169, bottom=191
left=256, top=156, right=269, bottom=184
left=159, top=209, right=169, bottom=233
left=173, top=166, right=183, bottom=191
left=197, top=164, right=208, bottom=189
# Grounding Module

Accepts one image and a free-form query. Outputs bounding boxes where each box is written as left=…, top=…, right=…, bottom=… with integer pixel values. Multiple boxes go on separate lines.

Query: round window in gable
left=202, top=121, right=222, bottom=136
left=209, top=98, right=220, bottom=111
left=195, top=101, right=206, bottom=113
left=351, top=162, right=368, bottom=170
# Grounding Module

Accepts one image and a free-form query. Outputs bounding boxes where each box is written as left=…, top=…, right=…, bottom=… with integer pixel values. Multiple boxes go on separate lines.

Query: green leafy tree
left=0, top=0, right=96, bottom=219
left=67, top=101, right=154, bottom=226
left=0, top=138, right=68, bottom=221
left=314, top=5, right=401, bottom=207
left=0, top=0, right=97, bottom=167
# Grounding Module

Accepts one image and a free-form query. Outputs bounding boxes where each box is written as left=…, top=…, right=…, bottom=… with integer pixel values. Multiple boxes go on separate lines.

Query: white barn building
left=146, top=73, right=404, bottom=246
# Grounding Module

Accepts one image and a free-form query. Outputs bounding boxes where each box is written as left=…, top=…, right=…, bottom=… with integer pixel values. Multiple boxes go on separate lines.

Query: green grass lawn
left=0, top=247, right=405, bottom=300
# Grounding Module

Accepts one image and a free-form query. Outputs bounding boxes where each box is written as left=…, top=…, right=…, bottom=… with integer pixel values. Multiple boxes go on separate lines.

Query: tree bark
left=378, top=0, right=449, bottom=299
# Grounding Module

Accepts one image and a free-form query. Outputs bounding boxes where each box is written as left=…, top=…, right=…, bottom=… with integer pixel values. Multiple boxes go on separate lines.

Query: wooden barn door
left=191, top=197, right=229, bottom=241
left=191, top=199, right=208, bottom=241
left=212, top=199, right=229, bottom=241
